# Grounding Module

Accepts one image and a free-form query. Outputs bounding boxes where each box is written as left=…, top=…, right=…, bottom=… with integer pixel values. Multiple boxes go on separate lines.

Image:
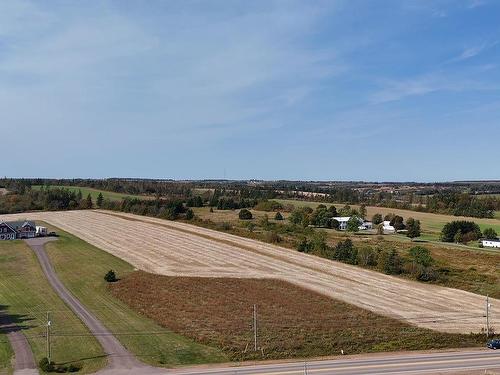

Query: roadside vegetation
left=0, top=332, right=12, bottom=374
left=0, top=240, right=106, bottom=373
left=110, top=271, right=486, bottom=361
left=43, top=225, right=228, bottom=367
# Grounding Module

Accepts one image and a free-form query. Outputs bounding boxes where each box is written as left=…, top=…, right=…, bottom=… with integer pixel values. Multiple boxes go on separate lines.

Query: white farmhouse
left=481, top=239, right=500, bottom=248
left=333, top=217, right=352, bottom=230
left=333, top=217, right=372, bottom=231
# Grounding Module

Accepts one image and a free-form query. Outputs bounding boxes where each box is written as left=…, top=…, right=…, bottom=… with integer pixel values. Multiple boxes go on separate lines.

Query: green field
left=32, top=185, right=148, bottom=202
left=0, top=240, right=106, bottom=373
left=43, top=224, right=228, bottom=367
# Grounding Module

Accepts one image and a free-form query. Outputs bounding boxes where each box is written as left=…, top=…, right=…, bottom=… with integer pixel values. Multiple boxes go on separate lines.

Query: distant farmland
left=31, top=185, right=149, bottom=201
left=273, top=199, right=500, bottom=236
left=1, top=210, right=498, bottom=334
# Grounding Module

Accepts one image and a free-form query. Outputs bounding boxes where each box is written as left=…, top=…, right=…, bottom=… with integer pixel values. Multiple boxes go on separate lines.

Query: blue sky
left=1, top=0, right=499, bottom=181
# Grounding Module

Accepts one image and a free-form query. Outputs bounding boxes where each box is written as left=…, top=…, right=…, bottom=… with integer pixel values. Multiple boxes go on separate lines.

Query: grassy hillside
left=0, top=240, right=105, bottom=373
left=43, top=224, right=228, bottom=367
left=31, top=185, right=148, bottom=202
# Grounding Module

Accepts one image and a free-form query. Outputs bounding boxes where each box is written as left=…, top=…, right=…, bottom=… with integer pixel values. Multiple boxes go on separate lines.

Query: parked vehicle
left=487, top=339, right=500, bottom=349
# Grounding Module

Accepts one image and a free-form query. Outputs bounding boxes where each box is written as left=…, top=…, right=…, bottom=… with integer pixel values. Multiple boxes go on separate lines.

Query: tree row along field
left=1, top=210, right=498, bottom=334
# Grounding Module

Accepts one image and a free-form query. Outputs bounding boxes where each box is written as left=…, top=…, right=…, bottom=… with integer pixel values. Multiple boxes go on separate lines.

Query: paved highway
left=171, top=350, right=500, bottom=375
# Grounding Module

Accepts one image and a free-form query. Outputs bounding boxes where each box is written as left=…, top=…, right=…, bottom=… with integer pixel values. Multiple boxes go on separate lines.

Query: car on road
left=487, top=339, right=500, bottom=349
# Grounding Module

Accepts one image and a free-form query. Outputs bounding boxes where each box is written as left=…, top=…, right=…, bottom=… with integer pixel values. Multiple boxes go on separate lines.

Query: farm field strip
left=0, top=210, right=498, bottom=334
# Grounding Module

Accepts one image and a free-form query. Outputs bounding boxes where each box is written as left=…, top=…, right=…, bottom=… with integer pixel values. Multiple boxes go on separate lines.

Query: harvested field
left=110, top=271, right=484, bottom=360
left=1, top=210, right=498, bottom=334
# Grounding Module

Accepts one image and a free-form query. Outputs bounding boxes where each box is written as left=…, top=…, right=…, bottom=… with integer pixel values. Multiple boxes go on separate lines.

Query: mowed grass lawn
left=43, top=224, right=228, bottom=367
left=0, top=240, right=106, bottom=373
left=111, top=271, right=485, bottom=361
left=31, top=185, right=149, bottom=202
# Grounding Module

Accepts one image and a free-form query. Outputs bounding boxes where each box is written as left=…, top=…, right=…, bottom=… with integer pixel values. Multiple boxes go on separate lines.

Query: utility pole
left=46, top=311, right=52, bottom=362
left=253, top=304, right=258, bottom=351
left=486, top=295, right=490, bottom=337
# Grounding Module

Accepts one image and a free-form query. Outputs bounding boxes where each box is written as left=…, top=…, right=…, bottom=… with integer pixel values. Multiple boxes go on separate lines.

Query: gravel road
left=0, top=311, right=38, bottom=375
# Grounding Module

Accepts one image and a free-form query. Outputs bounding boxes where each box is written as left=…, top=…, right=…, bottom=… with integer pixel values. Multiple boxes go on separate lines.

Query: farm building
left=481, top=239, right=500, bottom=248
left=0, top=220, right=36, bottom=240
left=382, top=220, right=396, bottom=233
left=333, top=217, right=373, bottom=231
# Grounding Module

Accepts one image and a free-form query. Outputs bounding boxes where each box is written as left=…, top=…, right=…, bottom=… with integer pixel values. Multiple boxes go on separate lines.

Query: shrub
left=238, top=209, right=253, bottom=220
left=274, top=212, right=284, bottom=220
left=377, top=249, right=402, bottom=275
left=68, top=364, right=81, bottom=372
left=185, top=209, right=194, bottom=220
left=219, top=222, right=232, bottom=231
left=408, top=246, right=433, bottom=268
left=265, top=231, right=282, bottom=244
left=333, top=239, right=357, bottom=264
left=104, top=270, right=117, bottom=283
left=39, top=357, right=55, bottom=372
left=357, top=246, right=377, bottom=266
left=483, top=227, right=498, bottom=240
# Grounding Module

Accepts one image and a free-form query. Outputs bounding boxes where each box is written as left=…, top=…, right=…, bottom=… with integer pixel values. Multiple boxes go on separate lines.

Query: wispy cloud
left=450, top=41, right=498, bottom=62
left=468, top=0, right=487, bottom=9
left=369, top=73, right=495, bottom=104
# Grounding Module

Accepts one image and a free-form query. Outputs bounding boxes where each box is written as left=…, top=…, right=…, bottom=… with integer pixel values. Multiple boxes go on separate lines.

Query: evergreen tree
left=96, top=192, right=104, bottom=208
left=86, top=193, right=93, bottom=209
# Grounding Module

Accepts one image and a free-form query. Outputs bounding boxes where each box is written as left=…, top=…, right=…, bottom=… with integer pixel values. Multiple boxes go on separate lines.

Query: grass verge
left=43, top=225, right=228, bottom=367
left=110, top=271, right=487, bottom=361
left=0, top=240, right=105, bottom=373
left=0, top=332, right=12, bottom=374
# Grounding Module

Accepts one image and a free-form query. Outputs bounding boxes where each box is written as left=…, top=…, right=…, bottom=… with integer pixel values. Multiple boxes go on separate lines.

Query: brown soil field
left=1, top=210, right=498, bottom=334
left=110, top=271, right=484, bottom=360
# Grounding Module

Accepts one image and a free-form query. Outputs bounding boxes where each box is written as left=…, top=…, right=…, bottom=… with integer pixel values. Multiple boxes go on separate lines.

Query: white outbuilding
left=481, top=239, right=500, bottom=248
left=382, top=220, right=396, bottom=233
